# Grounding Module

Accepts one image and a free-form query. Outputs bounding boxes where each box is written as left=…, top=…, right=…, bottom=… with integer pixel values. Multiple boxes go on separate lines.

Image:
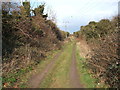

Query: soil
left=27, top=51, right=63, bottom=88
left=69, top=43, right=84, bottom=88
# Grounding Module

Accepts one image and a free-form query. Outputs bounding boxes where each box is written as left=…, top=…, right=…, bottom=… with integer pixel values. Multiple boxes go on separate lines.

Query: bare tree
left=46, top=5, right=57, bottom=23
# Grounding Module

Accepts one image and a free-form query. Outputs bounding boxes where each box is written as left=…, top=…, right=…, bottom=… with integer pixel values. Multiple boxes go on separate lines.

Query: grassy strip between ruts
left=39, top=41, right=74, bottom=88
left=76, top=43, right=97, bottom=88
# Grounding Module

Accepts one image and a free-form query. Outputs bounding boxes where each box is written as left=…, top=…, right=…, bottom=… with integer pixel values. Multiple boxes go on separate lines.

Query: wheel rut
left=28, top=50, right=63, bottom=88
left=69, top=43, right=84, bottom=88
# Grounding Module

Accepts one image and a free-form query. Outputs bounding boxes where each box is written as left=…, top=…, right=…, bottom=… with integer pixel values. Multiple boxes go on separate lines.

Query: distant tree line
left=74, top=18, right=117, bottom=40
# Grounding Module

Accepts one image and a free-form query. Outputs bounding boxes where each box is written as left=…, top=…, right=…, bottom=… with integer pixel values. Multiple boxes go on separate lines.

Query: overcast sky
left=29, top=0, right=119, bottom=33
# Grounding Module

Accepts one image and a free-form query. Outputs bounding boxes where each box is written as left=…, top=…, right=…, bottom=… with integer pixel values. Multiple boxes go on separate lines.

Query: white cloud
left=29, top=0, right=119, bottom=33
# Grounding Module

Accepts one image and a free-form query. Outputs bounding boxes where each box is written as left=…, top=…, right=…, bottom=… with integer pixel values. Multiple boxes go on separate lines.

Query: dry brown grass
left=76, top=39, right=91, bottom=58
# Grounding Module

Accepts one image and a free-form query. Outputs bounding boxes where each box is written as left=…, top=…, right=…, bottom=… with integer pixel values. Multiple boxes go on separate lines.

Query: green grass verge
left=3, top=65, right=33, bottom=88
left=76, top=45, right=97, bottom=88
left=39, top=42, right=74, bottom=88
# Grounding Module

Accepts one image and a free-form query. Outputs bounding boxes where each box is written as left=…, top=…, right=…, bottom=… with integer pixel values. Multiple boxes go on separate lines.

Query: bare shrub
left=87, top=31, right=119, bottom=88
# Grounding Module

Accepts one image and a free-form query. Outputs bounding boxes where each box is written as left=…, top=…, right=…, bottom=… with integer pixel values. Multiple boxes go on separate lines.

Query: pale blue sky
left=29, top=0, right=119, bottom=33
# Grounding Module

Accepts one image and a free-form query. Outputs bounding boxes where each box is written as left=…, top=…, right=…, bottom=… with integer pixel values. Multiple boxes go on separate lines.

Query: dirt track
left=28, top=51, right=63, bottom=88
left=27, top=41, right=84, bottom=88
left=69, top=43, right=84, bottom=88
